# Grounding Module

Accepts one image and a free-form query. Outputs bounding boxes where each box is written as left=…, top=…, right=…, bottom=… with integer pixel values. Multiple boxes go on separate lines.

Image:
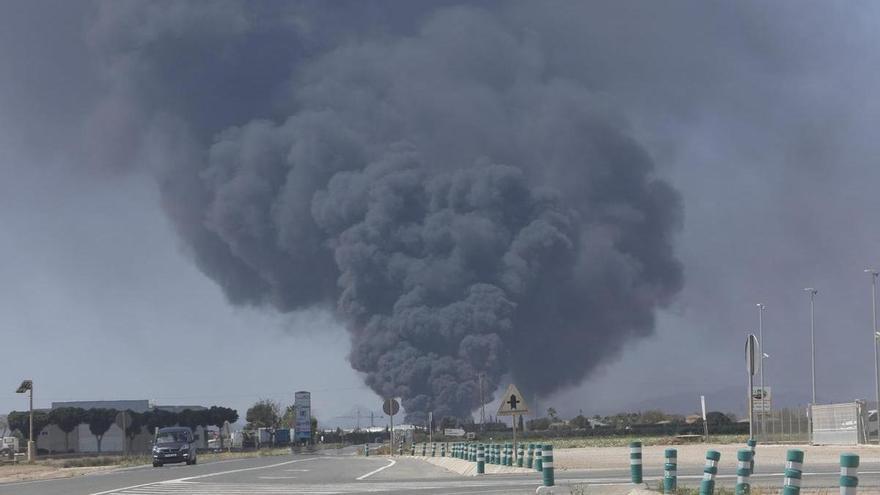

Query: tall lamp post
left=803, top=288, right=818, bottom=406
left=756, top=303, right=766, bottom=438
left=865, top=269, right=880, bottom=445
left=15, top=380, right=33, bottom=461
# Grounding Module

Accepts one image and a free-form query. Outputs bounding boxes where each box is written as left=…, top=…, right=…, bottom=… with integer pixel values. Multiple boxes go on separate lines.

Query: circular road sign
left=383, top=398, right=400, bottom=416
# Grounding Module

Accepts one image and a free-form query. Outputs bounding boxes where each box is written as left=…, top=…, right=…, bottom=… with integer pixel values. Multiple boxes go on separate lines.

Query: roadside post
left=747, top=439, right=757, bottom=473
left=541, top=444, right=555, bottom=487
left=431, top=442, right=436, bottom=457
left=441, top=443, right=446, bottom=457
left=664, top=448, right=677, bottom=494
left=700, top=450, right=721, bottom=495
left=364, top=444, right=369, bottom=457
left=630, top=441, right=643, bottom=484
left=736, top=449, right=753, bottom=495
left=840, top=453, right=859, bottom=495
left=517, top=443, right=524, bottom=467
left=535, top=443, right=543, bottom=472
left=383, top=398, right=399, bottom=457
left=782, top=449, right=804, bottom=495
left=422, top=442, right=426, bottom=456
left=527, top=443, right=535, bottom=468
left=477, top=444, right=485, bottom=475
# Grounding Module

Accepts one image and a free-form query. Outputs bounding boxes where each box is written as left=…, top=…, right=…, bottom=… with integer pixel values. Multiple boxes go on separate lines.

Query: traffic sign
left=745, top=334, right=760, bottom=376
left=496, top=384, right=529, bottom=416
left=115, top=410, right=132, bottom=430
left=383, top=398, right=400, bottom=416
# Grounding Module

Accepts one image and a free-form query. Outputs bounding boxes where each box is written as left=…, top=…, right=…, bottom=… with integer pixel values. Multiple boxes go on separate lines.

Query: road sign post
left=746, top=334, right=759, bottom=439
left=496, top=384, right=529, bottom=463
left=383, top=399, right=400, bottom=457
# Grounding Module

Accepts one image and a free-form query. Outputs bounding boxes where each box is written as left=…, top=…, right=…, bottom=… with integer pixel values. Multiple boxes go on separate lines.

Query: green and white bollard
left=422, top=443, right=426, bottom=456
left=431, top=443, right=436, bottom=457
left=736, top=449, right=753, bottom=495
left=700, top=450, right=721, bottom=495
left=477, top=444, right=486, bottom=475
left=664, top=448, right=678, bottom=494
left=783, top=449, right=804, bottom=495
left=541, top=444, right=555, bottom=487
left=747, top=439, right=757, bottom=473
left=630, top=441, right=643, bottom=484
left=501, top=443, right=507, bottom=466
left=364, top=444, right=370, bottom=457
left=535, top=444, right=543, bottom=472
left=398, top=442, right=403, bottom=456
left=527, top=443, right=535, bottom=469
left=507, top=443, right=513, bottom=466
left=411, top=443, right=415, bottom=456
left=840, top=453, right=859, bottom=495
left=517, top=444, right=524, bottom=467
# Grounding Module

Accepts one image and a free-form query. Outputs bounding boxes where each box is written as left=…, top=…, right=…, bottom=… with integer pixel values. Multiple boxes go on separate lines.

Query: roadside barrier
left=700, top=450, right=721, bottom=495
left=736, top=449, right=753, bottom=495
left=535, top=444, right=543, bottom=472
left=630, top=441, right=643, bottom=484
left=364, top=444, right=369, bottom=457
left=431, top=442, right=436, bottom=457
left=840, top=453, right=859, bottom=495
left=441, top=443, right=446, bottom=457
left=422, top=442, right=426, bottom=456
left=517, top=443, right=524, bottom=467
left=747, top=439, right=757, bottom=473
left=501, top=443, right=507, bottom=465
left=782, top=449, right=804, bottom=495
left=527, top=443, right=535, bottom=468
left=398, top=442, right=403, bottom=456
left=542, top=444, right=555, bottom=487
left=506, top=443, right=513, bottom=466
left=477, top=444, right=485, bottom=475
left=410, top=443, right=415, bottom=456
left=664, top=448, right=677, bottom=494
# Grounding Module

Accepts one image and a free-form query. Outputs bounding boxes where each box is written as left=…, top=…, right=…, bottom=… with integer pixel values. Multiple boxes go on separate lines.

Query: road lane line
left=87, top=457, right=322, bottom=495
left=355, top=458, right=396, bottom=480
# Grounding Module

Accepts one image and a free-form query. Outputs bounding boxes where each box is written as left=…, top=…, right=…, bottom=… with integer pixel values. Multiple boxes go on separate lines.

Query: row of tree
left=7, top=406, right=238, bottom=453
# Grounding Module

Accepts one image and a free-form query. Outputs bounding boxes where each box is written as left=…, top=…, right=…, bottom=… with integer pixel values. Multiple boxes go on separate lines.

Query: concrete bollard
left=541, top=444, right=555, bottom=487
left=747, top=439, right=757, bottom=473
left=630, top=441, right=643, bottom=484
left=527, top=443, right=535, bottom=469
left=736, top=449, right=753, bottom=495
left=535, top=444, right=543, bottom=472
left=700, top=450, right=721, bottom=495
left=518, top=443, right=525, bottom=467
left=840, top=453, right=859, bottom=495
left=783, top=449, right=804, bottom=495
left=477, top=444, right=485, bottom=475
left=664, top=448, right=678, bottom=494
left=364, top=444, right=370, bottom=457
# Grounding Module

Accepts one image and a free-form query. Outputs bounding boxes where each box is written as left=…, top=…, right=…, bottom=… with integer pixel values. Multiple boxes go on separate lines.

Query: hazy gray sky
left=4, top=1, right=880, bottom=424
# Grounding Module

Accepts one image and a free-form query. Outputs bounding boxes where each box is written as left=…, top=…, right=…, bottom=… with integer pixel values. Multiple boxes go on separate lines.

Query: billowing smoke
left=86, top=2, right=683, bottom=420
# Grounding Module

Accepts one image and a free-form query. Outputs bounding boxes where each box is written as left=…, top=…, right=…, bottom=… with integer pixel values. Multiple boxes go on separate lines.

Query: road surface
left=2, top=448, right=877, bottom=494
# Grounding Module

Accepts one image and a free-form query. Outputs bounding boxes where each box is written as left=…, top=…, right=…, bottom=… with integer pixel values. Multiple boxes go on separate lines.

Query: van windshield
left=156, top=431, right=189, bottom=444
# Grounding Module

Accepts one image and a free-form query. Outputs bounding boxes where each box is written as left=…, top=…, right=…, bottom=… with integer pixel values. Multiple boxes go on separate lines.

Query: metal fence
left=753, top=406, right=810, bottom=443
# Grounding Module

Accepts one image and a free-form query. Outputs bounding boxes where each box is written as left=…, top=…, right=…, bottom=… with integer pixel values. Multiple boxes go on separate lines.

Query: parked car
left=152, top=427, right=198, bottom=467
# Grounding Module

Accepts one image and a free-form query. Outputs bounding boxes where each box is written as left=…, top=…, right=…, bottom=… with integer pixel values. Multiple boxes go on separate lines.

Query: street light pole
left=756, top=303, right=766, bottom=439
left=804, top=288, right=818, bottom=405
left=15, top=380, right=34, bottom=461
left=865, top=269, right=880, bottom=445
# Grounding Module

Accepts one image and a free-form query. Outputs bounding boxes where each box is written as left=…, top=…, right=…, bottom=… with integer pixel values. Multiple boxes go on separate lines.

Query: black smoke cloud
left=85, top=2, right=683, bottom=419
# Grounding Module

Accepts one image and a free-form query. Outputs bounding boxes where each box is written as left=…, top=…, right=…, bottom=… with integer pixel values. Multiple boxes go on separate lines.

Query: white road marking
left=355, top=458, right=396, bottom=480
left=259, top=476, right=299, bottom=479
left=285, top=469, right=311, bottom=472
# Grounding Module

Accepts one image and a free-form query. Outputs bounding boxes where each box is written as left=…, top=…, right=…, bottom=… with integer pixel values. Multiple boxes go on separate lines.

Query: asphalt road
left=2, top=448, right=877, bottom=495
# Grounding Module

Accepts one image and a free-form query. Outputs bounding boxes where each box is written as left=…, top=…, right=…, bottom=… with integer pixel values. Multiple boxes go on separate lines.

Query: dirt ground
left=0, top=463, right=116, bottom=484
left=555, top=443, right=880, bottom=470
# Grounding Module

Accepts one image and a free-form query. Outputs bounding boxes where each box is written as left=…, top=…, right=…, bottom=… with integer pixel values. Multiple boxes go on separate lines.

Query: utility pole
left=370, top=411, right=374, bottom=428
left=804, top=288, right=818, bottom=405
left=478, top=373, right=486, bottom=431
left=756, top=303, right=766, bottom=439
left=15, top=380, right=33, bottom=461
left=357, top=409, right=360, bottom=430
left=866, top=269, right=880, bottom=445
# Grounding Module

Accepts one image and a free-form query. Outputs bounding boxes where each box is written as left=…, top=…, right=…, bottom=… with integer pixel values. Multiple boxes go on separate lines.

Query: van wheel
left=152, top=462, right=162, bottom=468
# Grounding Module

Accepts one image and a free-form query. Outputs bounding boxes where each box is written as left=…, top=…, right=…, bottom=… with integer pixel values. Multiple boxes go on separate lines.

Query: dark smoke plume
left=86, top=2, right=683, bottom=420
